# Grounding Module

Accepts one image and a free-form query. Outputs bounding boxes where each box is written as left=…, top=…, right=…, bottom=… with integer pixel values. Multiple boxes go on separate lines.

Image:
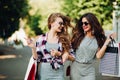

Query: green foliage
left=62, top=0, right=115, bottom=30
left=0, top=0, right=30, bottom=39
left=27, top=12, right=43, bottom=36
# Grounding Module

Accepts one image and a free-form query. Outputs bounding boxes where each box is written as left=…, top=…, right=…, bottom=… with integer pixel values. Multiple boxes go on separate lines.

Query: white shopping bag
left=100, top=43, right=120, bottom=77
left=24, top=56, right=37, bottom=80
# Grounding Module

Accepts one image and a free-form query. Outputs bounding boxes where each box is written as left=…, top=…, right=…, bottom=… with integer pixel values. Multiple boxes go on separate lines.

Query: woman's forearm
left=31, top=48, right=38, bottom=59
left=96, top=44, right=108, bottom=59
left=96, top=37, right=111, bottom=59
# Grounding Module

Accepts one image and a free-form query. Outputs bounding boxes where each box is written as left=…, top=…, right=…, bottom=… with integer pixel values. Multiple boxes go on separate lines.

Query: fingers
left=106, top=36, right=112, bottom=44
left=50, top=49, right=57, bottom=57
left=50, top=49, right=55, bottom=56
left=105, top=33, right=116, bottom=45
left=24, top=37, right=35, bottom=48
left=109, top=32, right=116, bottom=39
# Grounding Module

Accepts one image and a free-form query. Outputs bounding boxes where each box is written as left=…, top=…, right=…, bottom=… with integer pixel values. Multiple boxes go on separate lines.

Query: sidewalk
left=0, top=45, right=32, bottom=80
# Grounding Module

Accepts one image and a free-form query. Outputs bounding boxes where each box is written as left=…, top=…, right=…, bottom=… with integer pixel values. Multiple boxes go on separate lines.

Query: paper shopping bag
left=24, top=56, right=37, bottom=80
left=99, top=41, right=119, bottom=75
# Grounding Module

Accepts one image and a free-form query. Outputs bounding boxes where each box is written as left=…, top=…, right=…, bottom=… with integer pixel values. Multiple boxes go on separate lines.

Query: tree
left=27, top=12, right=43, bottom=36
left=0, top=0, right=30, bottom=39
left=62, top=0, right=115, bottom=30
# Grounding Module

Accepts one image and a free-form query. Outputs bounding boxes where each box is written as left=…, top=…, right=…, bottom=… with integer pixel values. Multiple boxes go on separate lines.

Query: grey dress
left=71, top=36, right=98, bottom=80
left=39, top=42, right=64, bottom=80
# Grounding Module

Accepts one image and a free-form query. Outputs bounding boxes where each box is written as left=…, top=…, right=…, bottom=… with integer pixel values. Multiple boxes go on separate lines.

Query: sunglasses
left=81, top=22, right=89, bottom=26
left=59, top=22, right=64, bottom=26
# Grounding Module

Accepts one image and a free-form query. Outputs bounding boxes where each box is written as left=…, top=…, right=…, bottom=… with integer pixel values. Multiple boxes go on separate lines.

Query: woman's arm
left=96, top=36, right=112, bottom=59
left=67, top=54, right=75, bottom=61
left=26, top=36, right=40, bottom=60
left=31, top=47, right=38, bottom=59
left=50, top=49, right=75, bottom=62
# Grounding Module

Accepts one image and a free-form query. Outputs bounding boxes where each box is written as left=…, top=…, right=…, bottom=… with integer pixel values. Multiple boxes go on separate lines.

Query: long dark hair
left=71, top=13, right=106, bottom=51
left=48, top=13, right=73, bottom=53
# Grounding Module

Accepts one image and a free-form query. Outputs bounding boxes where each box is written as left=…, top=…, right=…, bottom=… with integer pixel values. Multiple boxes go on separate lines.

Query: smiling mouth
left=83, top=26, right=88, bottom=29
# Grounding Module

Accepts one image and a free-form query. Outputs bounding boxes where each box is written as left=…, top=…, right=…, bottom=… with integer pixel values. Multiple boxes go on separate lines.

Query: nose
left=61, top=24, right=64, bottom=27
left=82, top=24, right=86, bottom=27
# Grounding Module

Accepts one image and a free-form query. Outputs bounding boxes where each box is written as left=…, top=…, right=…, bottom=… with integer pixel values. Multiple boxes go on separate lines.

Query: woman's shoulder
left=35, top=33, right=47, bottom=41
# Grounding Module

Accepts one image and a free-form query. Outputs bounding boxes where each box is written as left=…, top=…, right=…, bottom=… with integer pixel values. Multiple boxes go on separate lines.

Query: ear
left=51, top=22, right=55, bottom=28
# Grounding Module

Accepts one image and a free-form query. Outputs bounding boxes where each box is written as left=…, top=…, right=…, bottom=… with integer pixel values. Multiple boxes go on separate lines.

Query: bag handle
left=109, top=36, right=116, bottom=47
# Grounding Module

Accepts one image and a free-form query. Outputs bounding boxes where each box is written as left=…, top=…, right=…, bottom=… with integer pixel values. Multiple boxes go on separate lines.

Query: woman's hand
left=104, top=32, right=116, bottom=46
left=109, top=32, right=116, bottom=39
left=50, top=49, right=69, bottom=62
left=25, top=37, right=35, bottom=49
left=50, top=49, right=62, bottom=57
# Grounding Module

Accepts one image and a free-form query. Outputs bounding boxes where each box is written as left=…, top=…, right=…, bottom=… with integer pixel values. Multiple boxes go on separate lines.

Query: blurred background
left=0, top=0, right=120, bottom=80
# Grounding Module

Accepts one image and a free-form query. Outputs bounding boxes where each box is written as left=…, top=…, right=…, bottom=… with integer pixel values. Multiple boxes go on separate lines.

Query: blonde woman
left=26, top=13, right=75, bottom=80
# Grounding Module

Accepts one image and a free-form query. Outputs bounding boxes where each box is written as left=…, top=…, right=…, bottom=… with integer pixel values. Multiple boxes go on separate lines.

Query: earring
left=92, top=29, right=94, bottom=35
left=84, top=31, right=86, bottom=34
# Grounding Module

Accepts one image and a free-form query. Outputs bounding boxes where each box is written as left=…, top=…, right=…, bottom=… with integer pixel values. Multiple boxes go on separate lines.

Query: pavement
left=0, top=44, right=120, bottom=80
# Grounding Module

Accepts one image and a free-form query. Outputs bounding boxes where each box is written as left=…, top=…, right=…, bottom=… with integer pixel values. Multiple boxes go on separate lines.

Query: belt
left=75, top=60, right=92, bottom=64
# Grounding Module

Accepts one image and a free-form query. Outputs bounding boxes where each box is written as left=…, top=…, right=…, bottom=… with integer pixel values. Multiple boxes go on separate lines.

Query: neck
left=86, top=31, right=94, bottom=38
left=47, top=30, right=59, bottom=43
left=48, top=29, right=57, bottom=37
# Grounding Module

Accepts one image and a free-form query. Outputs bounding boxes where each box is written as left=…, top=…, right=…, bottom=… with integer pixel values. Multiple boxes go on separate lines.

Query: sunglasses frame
left=81, top=22, right=89, bottom=26
left=59, top=22, right=64, bottom=26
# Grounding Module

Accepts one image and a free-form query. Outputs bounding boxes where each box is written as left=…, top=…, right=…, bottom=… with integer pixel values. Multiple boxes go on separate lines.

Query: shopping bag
left=24, top=56, right=37, bottom=80
left=99, top=41, right=119, bottom=75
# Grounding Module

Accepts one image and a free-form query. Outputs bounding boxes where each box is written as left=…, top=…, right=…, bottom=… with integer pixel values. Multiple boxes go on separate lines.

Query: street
left=0, top=45, right=120, bottom=80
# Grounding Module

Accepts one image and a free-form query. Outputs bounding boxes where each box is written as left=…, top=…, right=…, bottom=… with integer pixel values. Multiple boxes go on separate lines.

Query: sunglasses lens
left=59, top=22, right=64, bottom=26
left=82, top=22, right=89, bottom=26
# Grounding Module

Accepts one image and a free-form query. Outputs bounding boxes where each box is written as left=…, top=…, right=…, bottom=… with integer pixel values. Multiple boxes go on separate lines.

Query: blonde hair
left=48, top=13, right=73, bottom=53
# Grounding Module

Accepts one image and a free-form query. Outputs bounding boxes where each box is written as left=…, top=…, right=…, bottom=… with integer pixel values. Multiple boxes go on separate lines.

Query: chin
left=84, top=30, right=88, bottom=32
left=84, top=29, right=90, bottom=32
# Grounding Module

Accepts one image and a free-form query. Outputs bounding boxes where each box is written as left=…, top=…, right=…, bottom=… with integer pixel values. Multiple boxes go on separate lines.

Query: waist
left=75, top=60, right=92, bottom=64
